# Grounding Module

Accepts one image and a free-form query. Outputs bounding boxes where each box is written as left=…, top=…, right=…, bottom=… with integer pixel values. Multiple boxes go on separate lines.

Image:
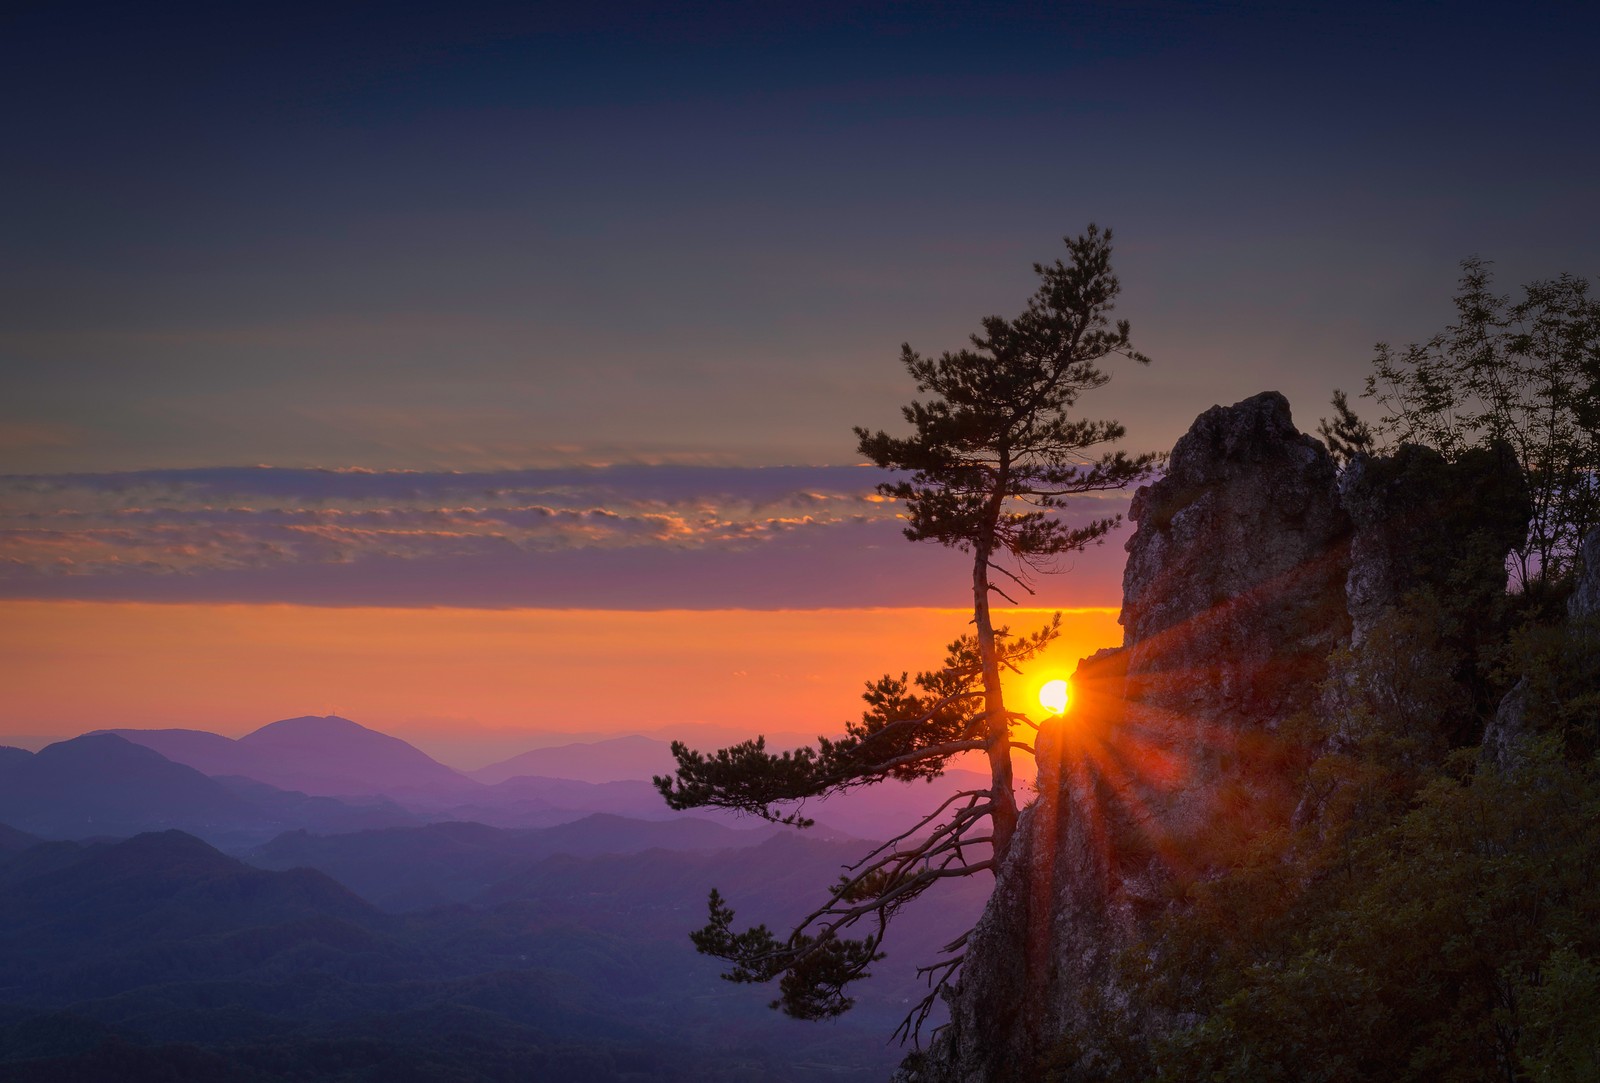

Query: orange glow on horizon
left=0, top=601, right=1122, bottom=769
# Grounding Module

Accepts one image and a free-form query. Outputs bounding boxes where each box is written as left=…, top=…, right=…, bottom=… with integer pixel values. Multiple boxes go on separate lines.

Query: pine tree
left=655, top=225, right=1156, bottom=1037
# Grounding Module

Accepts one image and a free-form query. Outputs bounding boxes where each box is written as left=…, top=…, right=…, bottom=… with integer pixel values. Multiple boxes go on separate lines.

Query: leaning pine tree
left=654, top=224, right=1157, bottom=1038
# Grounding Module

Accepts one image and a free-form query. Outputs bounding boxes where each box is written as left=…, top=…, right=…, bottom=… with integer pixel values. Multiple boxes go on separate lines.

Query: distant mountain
left=468, top=736, right=1000, bottom=839
left=0, top=824, right=39, bottom=857
left=0, top=733, right=438, bottom=847
left=0, top=830, right=387, bottom=1000
left=472, top=735, right=678, bottom=785
left=480, top=830, right=867, bottom=918
left=0, top=735, right=260, bottom=840
left=211, top=775, right=421, bottom=834
left=474, top=829, right=993, bottom=1016
left=0, top=829, right=906, bottom=1080
left=81, top=718, right=998, bottom=844
left=476, top=775, right=692, bottom=823
left=0, top=840, right=91, bottom=890
left=531, top=811, right=776, bottom=855
left=0, top=735, right=57, bottom=753
left=108, top=715, right=476, bottom=801
left=0, top=830, right=381, bottom=979
left=238, top=715, right=473, bottom=797
left=90, top=727, right=245, bottom=776
left=247, top=813, right=779, bottom=911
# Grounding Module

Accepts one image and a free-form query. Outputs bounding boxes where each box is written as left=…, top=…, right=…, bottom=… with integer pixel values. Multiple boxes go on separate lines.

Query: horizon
left=4, top=0, right=1597, bottom=755
left=1, top=603, right=1119, bottom=770
left=2, top=6, right=1598, bottom=1077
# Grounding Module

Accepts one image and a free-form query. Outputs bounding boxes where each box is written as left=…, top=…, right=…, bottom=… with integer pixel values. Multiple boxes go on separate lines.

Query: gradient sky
left=2, top=1, right=1596, bottom=756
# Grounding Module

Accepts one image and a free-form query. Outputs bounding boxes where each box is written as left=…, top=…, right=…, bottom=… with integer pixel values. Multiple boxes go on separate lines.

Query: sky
left=2, top=0, right=1597, bottom=760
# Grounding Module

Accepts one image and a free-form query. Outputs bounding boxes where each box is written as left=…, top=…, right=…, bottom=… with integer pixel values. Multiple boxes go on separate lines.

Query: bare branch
left=846, top=789, right=994, bottom=870
left=987, top=559, right=1038, bottom=596
left=840, top=739, right=988, bottom=776
left=987, top=581, right=1020, bottom=605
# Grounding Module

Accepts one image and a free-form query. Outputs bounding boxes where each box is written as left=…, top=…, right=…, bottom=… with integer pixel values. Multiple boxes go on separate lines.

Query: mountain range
left=0, top=713, right=997, bottom=1078
left=3, top=714, right=994, bottom=844
left=0, top=826, right=968, bottom=1080
left=100, top=716, right=477, bottom=800
left=468, top=734, right=677, bottom=785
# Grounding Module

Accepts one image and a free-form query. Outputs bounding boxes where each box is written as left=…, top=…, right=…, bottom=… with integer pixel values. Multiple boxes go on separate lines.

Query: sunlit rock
left=915, top=392, right=1350, bottom=1081
left=911, top=391, right=1532, bottom=1082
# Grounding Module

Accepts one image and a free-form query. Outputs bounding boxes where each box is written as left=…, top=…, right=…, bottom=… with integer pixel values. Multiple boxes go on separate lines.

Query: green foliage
left=654, top=620, right=1058, bottom=825
left=854, top=224, right=1157, bottom=575
left=688, top=889, right=884, bottom=1020
left=1150, top=741, right=1600, bottom=1083
left=1036, top=568, right=1600, bottom=1083
left=1322, top=597, right=1476, bottom=771
left=660, top=623, right=1057, bottom=1024
left=1519, top=944, right=1600, bottom=1083
left=1507, top=613, right=1600, bottom=758
left=1356, top=258, right=1600, bottom=583
left=1317, top=388, right=1376, bottom=468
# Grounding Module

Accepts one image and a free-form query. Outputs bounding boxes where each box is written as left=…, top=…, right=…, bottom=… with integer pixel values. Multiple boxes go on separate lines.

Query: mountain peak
left=231, top=715, right=472, bottom=798
left=36, top=731, right=167, bottom=764
left=100, top=828, right=242, bottom=874
left=244, top=715, right=371, bottom=740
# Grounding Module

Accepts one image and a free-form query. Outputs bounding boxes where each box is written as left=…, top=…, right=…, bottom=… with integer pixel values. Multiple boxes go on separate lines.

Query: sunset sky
left=2, top=1, right=1596, bottom=763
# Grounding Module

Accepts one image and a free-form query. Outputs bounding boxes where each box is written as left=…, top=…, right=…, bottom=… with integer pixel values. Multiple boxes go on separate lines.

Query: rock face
left=1120, top=391, right=1352, bottom=749
left=1341, top=442, right=1527, bottom=647
left=1566, top=530, right=1600, bottom=621
left=914, top=392, right=1529, bottom=1082
left=918, top=393, right=1352, bottom=1081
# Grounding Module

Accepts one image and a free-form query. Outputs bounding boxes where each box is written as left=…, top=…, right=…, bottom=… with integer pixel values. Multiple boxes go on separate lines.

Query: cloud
left=0, top=465, right=1132, bottom=608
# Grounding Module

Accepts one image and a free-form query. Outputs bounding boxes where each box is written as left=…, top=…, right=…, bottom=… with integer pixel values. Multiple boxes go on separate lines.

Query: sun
left=1038, top=678, right=1070, bottom=715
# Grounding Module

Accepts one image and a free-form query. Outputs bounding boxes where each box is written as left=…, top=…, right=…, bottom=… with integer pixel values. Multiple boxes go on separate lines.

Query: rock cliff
left=912, top=391, right=1530, bottom=1082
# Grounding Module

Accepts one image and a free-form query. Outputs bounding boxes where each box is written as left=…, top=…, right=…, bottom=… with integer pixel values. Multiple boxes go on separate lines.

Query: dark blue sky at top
left=2, top=0, right=1597, bottom=479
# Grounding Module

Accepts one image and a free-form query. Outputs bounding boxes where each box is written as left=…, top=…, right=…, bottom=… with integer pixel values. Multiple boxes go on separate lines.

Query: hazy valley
left=0, top=716, right=988, bottom=1080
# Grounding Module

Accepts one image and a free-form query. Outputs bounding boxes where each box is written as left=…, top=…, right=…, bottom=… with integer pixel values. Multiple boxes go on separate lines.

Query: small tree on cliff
left=655, top=225, right=1156, bottom=1037
left=1348, top=258, right=1600, bottom=584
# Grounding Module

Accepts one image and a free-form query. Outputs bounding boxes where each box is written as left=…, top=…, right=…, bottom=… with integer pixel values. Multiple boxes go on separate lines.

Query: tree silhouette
left=1351, top=258, right=1600, bottom=584
left=655, top=225, right=1156, bottom=1039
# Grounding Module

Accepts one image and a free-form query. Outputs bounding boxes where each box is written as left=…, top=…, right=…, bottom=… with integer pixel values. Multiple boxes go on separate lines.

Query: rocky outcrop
left=913, top=392, right=1531, bottom=1082
left=1328, top=443, right=1529, bottom=753
left=918, top=392, right=1352, bottom=1081
left=1119, top=391, right=1352, bottom=757
left=1341, top=441, right=1527, bottom=646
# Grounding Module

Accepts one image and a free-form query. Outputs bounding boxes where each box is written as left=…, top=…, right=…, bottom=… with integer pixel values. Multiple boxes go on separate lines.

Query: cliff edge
left=911, top=391, right=1530, bottom=1082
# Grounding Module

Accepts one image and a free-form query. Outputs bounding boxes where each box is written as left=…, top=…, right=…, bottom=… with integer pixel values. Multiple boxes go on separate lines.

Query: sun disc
left=1039, top=678, right=1069, bottom=715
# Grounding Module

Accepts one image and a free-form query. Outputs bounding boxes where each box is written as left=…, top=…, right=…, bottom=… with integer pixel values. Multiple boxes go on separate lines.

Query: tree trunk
left=973, top=537, right=1018, bottom=863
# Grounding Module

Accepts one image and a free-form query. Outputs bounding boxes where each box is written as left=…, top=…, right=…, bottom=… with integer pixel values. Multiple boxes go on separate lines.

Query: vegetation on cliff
left=1052, top=662, right=1600, bottom=1082
left=1029, top=262, right=1600, bottom=1083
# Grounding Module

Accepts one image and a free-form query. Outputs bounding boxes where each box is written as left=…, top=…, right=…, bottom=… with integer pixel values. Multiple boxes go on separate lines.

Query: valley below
left=0, top=716, right=988, bottom=1081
